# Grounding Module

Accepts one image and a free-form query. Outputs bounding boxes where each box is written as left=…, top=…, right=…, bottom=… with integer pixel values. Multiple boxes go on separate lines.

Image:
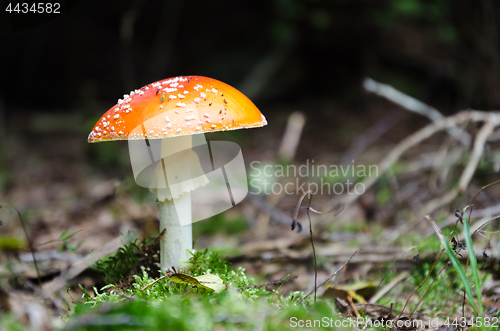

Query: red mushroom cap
left=88, top=76, right=267, bottom=142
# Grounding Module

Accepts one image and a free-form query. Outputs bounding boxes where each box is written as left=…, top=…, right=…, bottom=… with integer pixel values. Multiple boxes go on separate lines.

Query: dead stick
left=238, top=275, right=298, bottom=290
left=337, top=111, right=500, bottom=208
left=140, top=274, right=171, bottom=291
left=369, top=271, right=409, bottom=304
left=363, top=77, right=471, bottom=145
left=419, top=118, right=496, bottom=219
left=347, top=295, right=360, bottom=317
left=302, top=251, right=357, bottom=303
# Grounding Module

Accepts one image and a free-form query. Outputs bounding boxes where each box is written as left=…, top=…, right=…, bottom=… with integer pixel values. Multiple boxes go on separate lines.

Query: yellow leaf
left=168, top=273, right=225, bottom=293
left=0, top=235, right=27, bottom=251
left=194, top=274, right=225, bottom=293
left=322, top=282, right=376, bottom=303
left=168, top=273, right=199, bottom=285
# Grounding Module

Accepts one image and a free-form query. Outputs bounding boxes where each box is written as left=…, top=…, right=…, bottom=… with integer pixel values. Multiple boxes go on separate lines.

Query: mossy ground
left=67, top=246, right=344, bottom=331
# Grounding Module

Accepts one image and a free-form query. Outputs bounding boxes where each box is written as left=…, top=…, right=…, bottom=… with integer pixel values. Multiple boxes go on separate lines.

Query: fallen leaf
left=169, top=273, right=225, bottom=293
left=194, top=274, right=226, bottom=293
left=322, top=281, right=377, bottom=303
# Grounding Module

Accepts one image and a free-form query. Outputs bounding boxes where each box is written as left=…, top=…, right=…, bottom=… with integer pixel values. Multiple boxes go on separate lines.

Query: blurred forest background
left=2, top=0, right=500, bottom=124
left=2, top=0, right=500, bottom=219
left=1, top=0, right=500, bottom=188
left=1, top=0, right=500, bottom=328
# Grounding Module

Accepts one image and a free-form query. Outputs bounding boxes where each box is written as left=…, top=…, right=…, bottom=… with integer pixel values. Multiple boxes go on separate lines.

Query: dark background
left=3, top=0, right=500, bottom=112
left=1, top=0, right=500, bottom=168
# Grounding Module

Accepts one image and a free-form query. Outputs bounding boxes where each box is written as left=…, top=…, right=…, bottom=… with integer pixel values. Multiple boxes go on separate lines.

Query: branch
left=337, top=111, right=500, bottom=208
left=363, top=77, right=471, bottom=146
left=238, top=275, right=298, bottom=290
left=301, top=251, right=357, bottom=303
left=421, top=117, right=496, bottom=218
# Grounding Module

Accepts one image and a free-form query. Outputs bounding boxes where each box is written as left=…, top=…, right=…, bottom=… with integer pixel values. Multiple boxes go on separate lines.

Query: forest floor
left=1, top=95, right=500, bottom=330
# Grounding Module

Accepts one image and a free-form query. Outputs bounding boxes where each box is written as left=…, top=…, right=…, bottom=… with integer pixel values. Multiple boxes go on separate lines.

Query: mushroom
left=88, top=76, right=267, bottom=270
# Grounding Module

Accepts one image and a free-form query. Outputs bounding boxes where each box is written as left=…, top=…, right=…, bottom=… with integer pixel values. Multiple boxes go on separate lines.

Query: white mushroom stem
left=159, top=193, right=192, bottom=271
left=151, top=134, right=208, bottom=270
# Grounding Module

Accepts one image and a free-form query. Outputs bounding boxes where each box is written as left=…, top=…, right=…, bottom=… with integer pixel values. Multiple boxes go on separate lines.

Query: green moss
left=71, top=281, right=343, bottom=331
left=92, top=235, right=145, bottom=284
left=72, top=244, right=347, bottom=330
left=70, top=288, right=343, bottom=331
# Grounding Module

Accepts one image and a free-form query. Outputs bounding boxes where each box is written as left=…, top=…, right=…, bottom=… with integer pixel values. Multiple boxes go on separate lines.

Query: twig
left=409, top=262, right=449, bottom=320
left=238, top=275, right=298, bottom=290
left=341, top=111, right=403, bottom=165
left=421, top=118, right=496, bottom=218
left=428, top=134, right=459, bottom=193
left=369, top=271, right=409, bottom=304
left=468, top=179, right=500, bottom=223
left=139, top=274, right=170, bottom=291
left=301, top=251, right=357, bottom=303
left=0, top=203, right=43, bottom=289
left=278, top=111, right=306, bottom=162
left=291, top=192, right=344, bottom=233
left=374, top=246, right=418, bottom=296
left=139, top=262, right=172, bottom=292
left=306, top=195, right=317, bottom=303
left=336, top=111, right=500, bottom=209
left=290, top=192, right=319, bottom=302
left=347, top=296, right=360, bottom=317
left=2, top=203, right=62, bottom=322
left=461, top=121, right=496, bottom=191
left=16, top=209, right=43, bottom=290
left=472, top=215, right=500, bottom=237
left=392, top=245, right=445, bottom=331
left=487, top=128, right=500, bottom=141
left=363, top=77, right=471, bottom=146
left=423, top=203, right=500, bottom=239
left=290, top=190, right=344, bottom=303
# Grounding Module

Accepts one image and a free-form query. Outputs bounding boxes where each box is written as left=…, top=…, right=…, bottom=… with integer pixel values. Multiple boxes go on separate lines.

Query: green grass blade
left=425, top=215, right=478, bottom=317
left=462, top=207, right=483, bottom=317
left=441, top=236, right=478, bottom=317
